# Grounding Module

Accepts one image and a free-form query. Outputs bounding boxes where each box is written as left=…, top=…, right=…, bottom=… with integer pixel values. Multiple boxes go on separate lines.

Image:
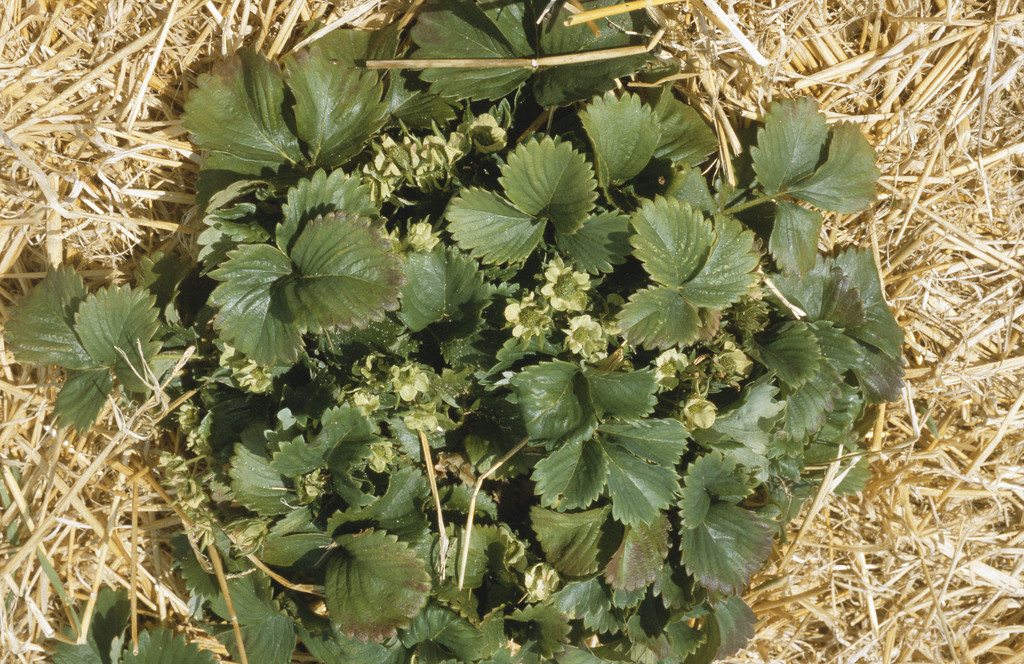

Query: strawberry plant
left=6, top=1, right=904, bottom=661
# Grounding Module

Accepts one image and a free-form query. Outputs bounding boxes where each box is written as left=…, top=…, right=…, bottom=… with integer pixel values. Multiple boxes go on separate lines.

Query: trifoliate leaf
left=531, top=505, right=620, bottom=577
left=551, top=577, right=620, bottom=634
left=328, top=467, right=429, bottom=543
left=284, top=46, right=387, bottom=168
left=652, top=93, right=718, bottom=164
left=678, top=452, right=751, bottom=528
left=630, top=196, right=712, bottom=287
left=411, top=0, right=531, bottom=101
left=400, top=247, right=490, bottom=337
left=847, top=343, right=905, bottom=404
left=665, top=166, right=716, bottom=213
left=499, top=137, right=597, bottom=234
left=533, top=438, right=608, bottom=510
left=770, top=200, right=822, bottom=276
left=445, top=188, right=544, bottom=264
left=386, top=71, right=460, bottom=130
left=751, top=97, right=829, bottom=196
left=74, top=286, right=161, bottom=394
left=402, top=604, right=485, bottom=662
left=278, top=169, right=378, bottom=252
left=790, top=122, right=879, bottom=213
left=694, top=376, right=786, bottom=457
left=616, top=286, right=699, bottom=350
left=832, top=248, right=904, bottom=359
left=677, top=215, right=759, bottom=309
left=325, top=529, right=430, bottom=642
left=554, top=212, right=631, bottom=274
left=271, top=436, right=330, bottom=477
left=123, top=628, right=216, bottom=664
left=215, top=604, right=296, bottom=664
left=751, top=321, right=822, bottom=388
left=712, top=596, right=756, bottom=659
left=55, top=368, right=114, bottom=431
left=5, top=266, right=91, bottom=369
left=296, top=618, right=401, bottom=664
left=53, top=587, right=128, bottom=664
left=581, top=92, right=660, bottom=185
left=320, top=405, right=379, bottom=471
left=209, top=243, right=300, bottom=365
left=582, top=367, right=657, bottom=421
left=679, top=502, right=773, bottom=595
left=597, top=420, right=687, bottom=526
left=183, top=47, right=302, bottom=169
left=283, top=212, right=405, bottom=335
left=229, top=444, right=293, bottom=516
left=511, top=360, right=596, bottom=443
left=782, top=361, right=842, bottom=443
left=506, top=603, right=570, bottom=659
left=603, top=514, right=670, bottom=592
left=771, top=261, right=865, bottom=330
left=531, top=1, right=650, bottom=108
left=261, top=532, right=332, bottom=567
left=197, top=201, right=270, bottom=270
left=460, top=524, right=526, bottom=589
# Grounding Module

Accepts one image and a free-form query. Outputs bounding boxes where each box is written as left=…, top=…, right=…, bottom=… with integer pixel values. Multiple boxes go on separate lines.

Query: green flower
left=219, top=345, right=272, bottom=393
left=565, top=315, right=607, bottom=361
left=681, top=396, right=717, bottom=429
left=458, top=113, right=507, bottom=154
left=407, top=221, right=441, bottom=252
left=654, top=349, right=689, bottom=390
left=540, top=256, right=590, bottom=312
left=504, top=292, right=552, bottom=341
left=391, top=364, right=432, bottom=402
left=524, top=562, right=561, bottom=602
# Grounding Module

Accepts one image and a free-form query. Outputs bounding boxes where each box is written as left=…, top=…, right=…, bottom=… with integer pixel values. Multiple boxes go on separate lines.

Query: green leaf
left=445, top=188, right=544, bottom=264
left=770, top=200, right=822, bottom=276
left=832, top=248, right=904, bottom=359
left=597, top=420, right=687, bottom=526
left=506, top=604, right=570, bottom=659
left=402, top=604, right=485, bottom=662
left=500, top=137, right=597, bottom=234
left=215, top=600, right=296, bottom=664
left=329, top=467, right=429, bottom=542
left=74, top=286, right=161, bottom=394
left=209, top=243, right=300, bottom=365
left=751, top=321, right=822, bottom=388
left=581, top=92, right=660, bottom=185
left=460, top=524, right=525, bottom=589
left=678, top=452, right=751, bottom=528
left=319, top=405, right=379, bottom=469
left=554, top=212, right=631, bottom=274
left=531, top=505, right=619, bottom=577
left=55, top=368, right=114, bottom=431
left=284, top=212, right=405, bottom=335
left=325, top=529, right=430, bottom=642
left=677, top=215, right=759, bottom=309
left=603, top=514, right=670, bottom=592
left=5, top=266, right=91, bottom=369
left=53, top=587, right=128, bottom=664
left=782, top=362, right=842, bottom=443
left=411, top=0, right=531, bottom=101
left=652, top=93, right=718, bottom=164
left=400, top=247, right=490, bottom=336
left=713, top=596, right=756, bottom=659
left=278, top=169, right=378, bottom=252
left=183, top=47, right=302, bottom=169
left=123, top=628, right=216, bottom=664
left=261, top=532, right=332, bottom=567
left=271, top=436, right=330, bottom=477
left=531, top=1, right=650, bottom=108
left=533, top=438, right=608, bottom=510
left=551, top=577, right=619, bottom=634
left=616, top=286, right=700, bottom=350
left=630, top=196, right=712, bottom=287
left=582, top=367, right=657, bottom=421
left=511, top=360, right=596, bottom=443
left=695, top=376, right=786, bottom=457
left=751, top=97, right=829, bottom=196
left=229, top=444, right=293, bottom=516
left=284, top=47, right=388, bottom=168
left=679, top=502, right=773, bottom=595
left=665, top=166, right=716, bottom=213
left=790, top=122, right=879, bottom=213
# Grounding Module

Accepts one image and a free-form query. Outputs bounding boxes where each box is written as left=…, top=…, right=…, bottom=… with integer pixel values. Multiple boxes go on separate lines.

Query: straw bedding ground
left=1, top=1, right=1021, bottom=662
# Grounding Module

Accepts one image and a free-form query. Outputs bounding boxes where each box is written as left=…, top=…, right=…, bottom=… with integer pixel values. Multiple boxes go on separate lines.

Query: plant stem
left=724, top=193, right=775, bottom=215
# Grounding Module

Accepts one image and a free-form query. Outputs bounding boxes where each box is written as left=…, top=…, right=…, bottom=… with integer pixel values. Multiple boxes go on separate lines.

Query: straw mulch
left=1, top=0, right=1021, bottom=662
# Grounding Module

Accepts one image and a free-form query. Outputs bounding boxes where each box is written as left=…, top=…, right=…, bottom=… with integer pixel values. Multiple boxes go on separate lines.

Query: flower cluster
left=504, top=292, right=553, bottom=342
